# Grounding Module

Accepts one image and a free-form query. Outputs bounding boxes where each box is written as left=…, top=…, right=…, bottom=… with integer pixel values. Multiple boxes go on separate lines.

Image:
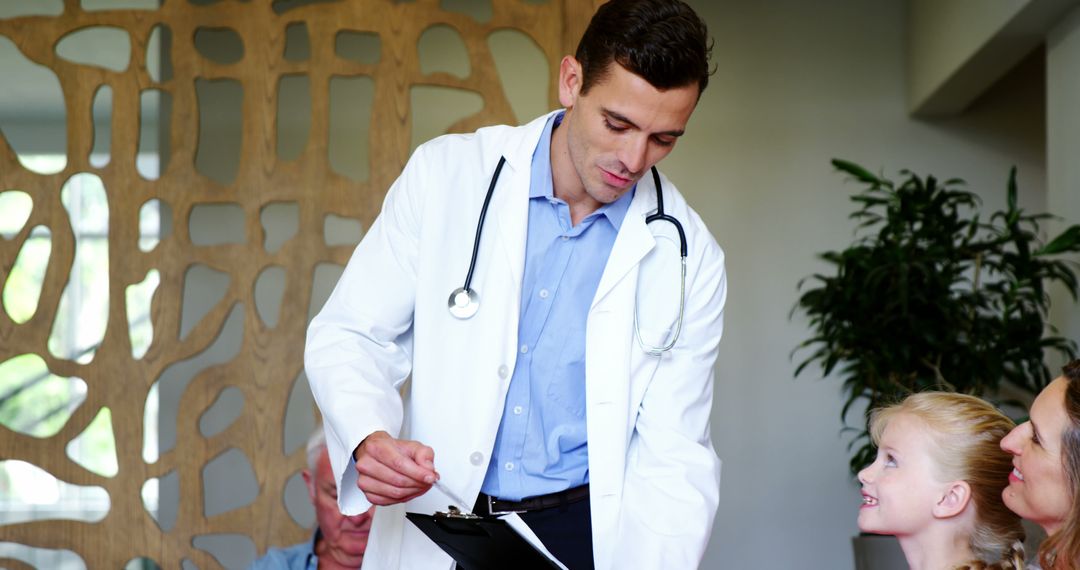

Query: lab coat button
left=498, top=365, right=509, bottom=378
left=470, top=452, right=483, bottom=465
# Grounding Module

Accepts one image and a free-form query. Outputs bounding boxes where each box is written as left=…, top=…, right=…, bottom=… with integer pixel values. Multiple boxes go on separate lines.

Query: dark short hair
left=575, top=0, right=713, bottom=95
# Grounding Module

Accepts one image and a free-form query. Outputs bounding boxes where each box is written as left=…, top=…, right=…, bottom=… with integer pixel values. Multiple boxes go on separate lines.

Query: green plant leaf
left=1036, top=225, right=1080, bottom=256
left=832, top=159, right=880, bottom=185
left=1007, top=166, right=1018, bottom=212
left=792, top=160, right=1079, bottom=476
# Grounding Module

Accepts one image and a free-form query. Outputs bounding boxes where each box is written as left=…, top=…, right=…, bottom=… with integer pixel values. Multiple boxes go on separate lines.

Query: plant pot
left=852, top=534, right=906, bottom=570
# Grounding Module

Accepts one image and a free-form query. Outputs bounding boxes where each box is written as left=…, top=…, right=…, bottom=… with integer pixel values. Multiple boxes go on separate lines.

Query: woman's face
left=1000, top=377, right=1072, bottom=535
left=857, top=413, right=949, bottom=536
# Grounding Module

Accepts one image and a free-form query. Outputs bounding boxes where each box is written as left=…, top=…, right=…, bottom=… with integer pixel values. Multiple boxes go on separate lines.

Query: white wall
left=907, top=0, right=1029, bottom=111
left=1048, top=5, right=1080, bottom=348
left=667, top=1, right=1048, bottom=568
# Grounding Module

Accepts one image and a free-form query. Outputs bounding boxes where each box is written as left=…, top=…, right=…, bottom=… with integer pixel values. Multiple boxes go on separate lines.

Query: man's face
left=556, top=57, right=699, bottom=208
left=305, top=449, right=375, bottom=567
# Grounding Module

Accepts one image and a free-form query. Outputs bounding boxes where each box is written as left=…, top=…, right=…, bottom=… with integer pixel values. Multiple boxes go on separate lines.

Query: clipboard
left=406, top=508, right=564, bottom=570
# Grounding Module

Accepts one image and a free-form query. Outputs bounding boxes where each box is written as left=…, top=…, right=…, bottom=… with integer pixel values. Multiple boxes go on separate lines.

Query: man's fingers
left=411, top=443, right=436, bottom=471
left=386, top=440, right=438, bottom=484
left=362, top=436, right=430, bottom=483
left=359, top=433, right=437, bottom=482
left=359, top=473, right=430, bottom=505
left=352, top=433, right=438, bottom=506
left=363, top=487, right=427, bottom=506
left=356, top=462, right=430, bottom=506
left=357, top=457, right=430, bottom=492
left=363, top=493, right=396, bottom=506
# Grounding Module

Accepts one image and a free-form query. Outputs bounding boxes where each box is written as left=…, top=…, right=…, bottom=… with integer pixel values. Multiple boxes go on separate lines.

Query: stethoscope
left=447, top=158, right=687, bottom=355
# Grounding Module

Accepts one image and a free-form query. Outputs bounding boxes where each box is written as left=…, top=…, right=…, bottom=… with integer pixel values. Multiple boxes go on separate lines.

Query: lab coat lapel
left=492, top=163, right=529, bottom=291
left=591, top=182, right=656, bottom=310
left=491, top=113, right=553, bottom=297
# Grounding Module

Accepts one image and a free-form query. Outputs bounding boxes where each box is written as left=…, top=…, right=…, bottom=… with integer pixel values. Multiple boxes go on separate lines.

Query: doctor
left=305, top=0, right=726, bottom=568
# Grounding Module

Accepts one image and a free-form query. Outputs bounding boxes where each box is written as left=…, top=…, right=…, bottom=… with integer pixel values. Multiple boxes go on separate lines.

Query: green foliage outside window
left=0, top=168, right=124, bottom=506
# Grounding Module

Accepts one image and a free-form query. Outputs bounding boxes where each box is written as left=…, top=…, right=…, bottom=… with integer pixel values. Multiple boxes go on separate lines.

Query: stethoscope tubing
left=463, top=156, right=507, bottom=293
left=450, top=159, right=688, bottom=355
left=646, top=167, right=688, bottom=258
left=635, top=256, right=686, bottom=355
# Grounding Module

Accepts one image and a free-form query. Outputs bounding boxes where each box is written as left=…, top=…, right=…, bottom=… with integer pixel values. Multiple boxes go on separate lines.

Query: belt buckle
left=487, top=495, right=526, bottom=516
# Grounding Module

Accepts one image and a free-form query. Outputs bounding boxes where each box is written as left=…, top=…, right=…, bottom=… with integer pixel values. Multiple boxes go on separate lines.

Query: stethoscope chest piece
left=448, top=287, right=479, bottom=319
left=447, top=156, right=506, bottom=320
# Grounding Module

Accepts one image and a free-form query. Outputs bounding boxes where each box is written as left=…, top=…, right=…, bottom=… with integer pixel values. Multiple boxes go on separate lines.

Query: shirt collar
left=529, top=111, right=635, bottom=230
left=306, top=528, right=321, bottom=567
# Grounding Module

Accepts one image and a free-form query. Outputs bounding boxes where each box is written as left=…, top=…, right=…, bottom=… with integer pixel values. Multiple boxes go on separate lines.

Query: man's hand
left=353, top=431, right=438, bottom=506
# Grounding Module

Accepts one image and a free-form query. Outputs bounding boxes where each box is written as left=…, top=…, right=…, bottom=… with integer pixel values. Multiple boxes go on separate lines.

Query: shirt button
left=470, top=452, right=484, bottom=465
left=498, top=365, right=509, bottom=378
left=561, top=235, right=569, bottom=241
left=538, top=289, right=549, bottom=299
left=513, top=406, right=523, bottom=415
left=519, top=344, right=528, bottom=354
left=504, top=462, right=515, bottom=471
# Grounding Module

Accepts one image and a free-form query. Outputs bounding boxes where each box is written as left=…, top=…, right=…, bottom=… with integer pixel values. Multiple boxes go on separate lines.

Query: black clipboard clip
left=435, top=505, right=481, bottom=520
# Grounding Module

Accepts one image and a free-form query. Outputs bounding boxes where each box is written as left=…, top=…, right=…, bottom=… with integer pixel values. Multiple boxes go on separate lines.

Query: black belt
left=476, top=485, right=590, bottom=516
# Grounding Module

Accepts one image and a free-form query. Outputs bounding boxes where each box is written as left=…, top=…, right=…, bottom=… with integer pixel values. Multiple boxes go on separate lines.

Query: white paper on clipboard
left=498, top=513, right=571, bottom=570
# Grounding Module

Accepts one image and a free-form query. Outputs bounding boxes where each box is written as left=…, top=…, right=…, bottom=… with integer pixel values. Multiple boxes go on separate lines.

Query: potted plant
left=792, top=160, right=1080, bottom=567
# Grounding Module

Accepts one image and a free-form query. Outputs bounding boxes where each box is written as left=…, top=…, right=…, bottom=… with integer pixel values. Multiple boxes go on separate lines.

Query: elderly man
left=249, top=428, right=375, bottom=570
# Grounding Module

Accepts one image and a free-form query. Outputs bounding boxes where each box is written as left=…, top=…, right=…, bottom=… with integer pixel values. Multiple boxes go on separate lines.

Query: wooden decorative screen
left=0, top=0, right=598, bottom=567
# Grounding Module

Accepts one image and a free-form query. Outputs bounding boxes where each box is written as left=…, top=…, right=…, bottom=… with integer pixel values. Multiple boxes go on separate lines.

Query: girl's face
left=857, top=413, right=949, bottom=536
left=1000, top=377, right=1071, bottom=535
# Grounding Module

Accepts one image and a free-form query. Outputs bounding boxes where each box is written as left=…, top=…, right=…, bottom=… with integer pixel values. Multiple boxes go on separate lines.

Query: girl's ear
left=932, top=481, right=972, bottom=519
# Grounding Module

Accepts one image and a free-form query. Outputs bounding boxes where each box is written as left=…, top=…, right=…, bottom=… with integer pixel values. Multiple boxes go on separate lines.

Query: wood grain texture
left=0, top=0, right=593, bottom=567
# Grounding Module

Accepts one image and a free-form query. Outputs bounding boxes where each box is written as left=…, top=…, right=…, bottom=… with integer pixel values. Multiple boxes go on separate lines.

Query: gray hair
left=306, top=426, right=328, bottom=471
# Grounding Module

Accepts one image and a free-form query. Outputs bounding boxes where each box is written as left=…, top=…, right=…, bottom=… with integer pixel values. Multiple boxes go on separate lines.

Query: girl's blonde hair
left=869, top=392, right=1025, bottom=569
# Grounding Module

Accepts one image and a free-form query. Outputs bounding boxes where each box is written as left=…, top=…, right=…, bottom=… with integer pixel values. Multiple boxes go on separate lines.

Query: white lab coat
left=305, top=110, right=727, bottom=570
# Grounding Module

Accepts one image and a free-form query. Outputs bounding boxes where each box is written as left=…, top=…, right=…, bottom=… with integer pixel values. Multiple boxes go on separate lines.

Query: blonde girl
left=858, top=392, right=1024, bottom=569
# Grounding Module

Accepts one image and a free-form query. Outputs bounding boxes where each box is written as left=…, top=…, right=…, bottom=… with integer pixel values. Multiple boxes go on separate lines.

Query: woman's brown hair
left=1038, top=359, right=1080, bottom=570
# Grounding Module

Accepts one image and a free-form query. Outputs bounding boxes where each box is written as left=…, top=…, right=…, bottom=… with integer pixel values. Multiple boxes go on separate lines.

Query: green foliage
left=794, top=160, right=1080, bottom=475
left=0, top=354, right=85, bottom=439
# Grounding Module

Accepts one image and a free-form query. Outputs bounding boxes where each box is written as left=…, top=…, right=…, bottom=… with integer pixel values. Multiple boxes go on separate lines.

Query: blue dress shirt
left=481, top=111, right=635, bottom=501
left=247, top=531, right=318, bottom=570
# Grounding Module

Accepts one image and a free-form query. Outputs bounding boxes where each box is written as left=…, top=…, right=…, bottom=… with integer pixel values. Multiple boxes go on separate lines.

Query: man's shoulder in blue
left=247, top=538, right=316, bottom=570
